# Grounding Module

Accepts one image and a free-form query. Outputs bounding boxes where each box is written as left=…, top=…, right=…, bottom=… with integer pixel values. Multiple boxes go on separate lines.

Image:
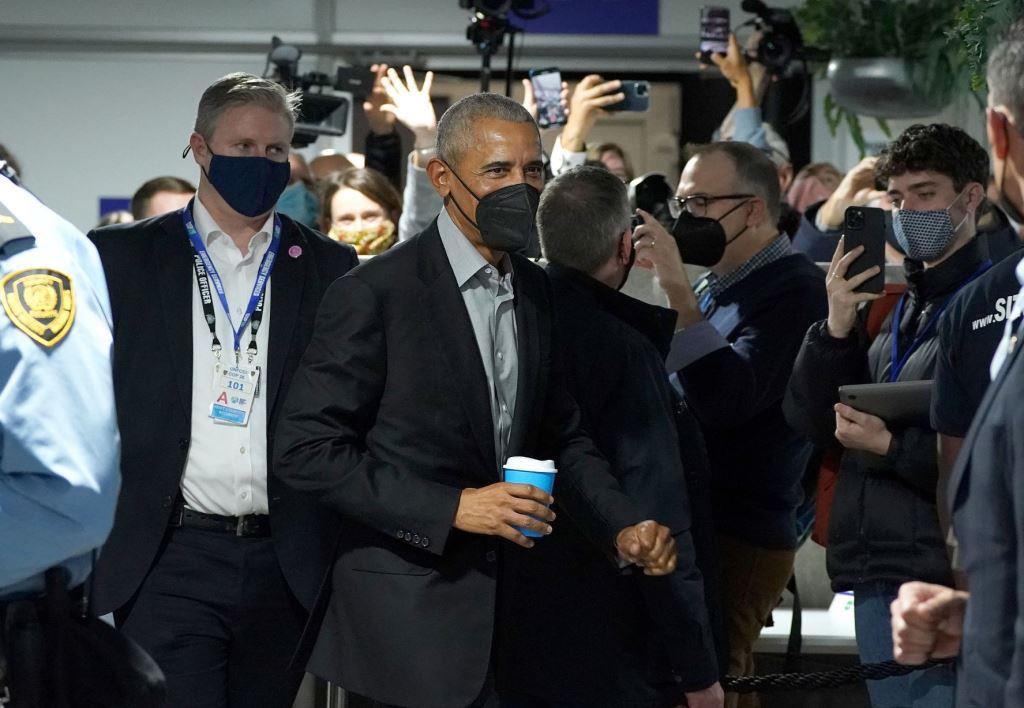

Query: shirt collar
left=706, top=232, right=792, bottom=299
left=192, top=196, right=274, bottom=253
left=437, top=206, right=511, bottom=287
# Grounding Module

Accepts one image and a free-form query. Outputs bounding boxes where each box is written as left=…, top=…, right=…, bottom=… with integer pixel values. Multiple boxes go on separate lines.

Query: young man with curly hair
left=784, top=123, right=993, bottom=708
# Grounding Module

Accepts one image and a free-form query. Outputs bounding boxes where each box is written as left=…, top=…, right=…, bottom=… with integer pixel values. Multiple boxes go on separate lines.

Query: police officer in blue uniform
left=891, top=18, right=1024, bottom=706
left=0, top=160, right=123, bottom=705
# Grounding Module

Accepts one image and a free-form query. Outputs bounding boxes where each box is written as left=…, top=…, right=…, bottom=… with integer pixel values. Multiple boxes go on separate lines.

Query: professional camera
left=265, top=36, right=351, bottom=148
left=458, top=0, right=547, bottom=18
left=739, top=0, right=808, bottom=77
left=459, top=0, right=550, bottom=92
left=628, top=173, right=675, bottom=230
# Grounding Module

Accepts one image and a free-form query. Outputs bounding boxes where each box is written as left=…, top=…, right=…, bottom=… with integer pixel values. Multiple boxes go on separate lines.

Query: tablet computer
left=838, top=380, right=934, bottom=428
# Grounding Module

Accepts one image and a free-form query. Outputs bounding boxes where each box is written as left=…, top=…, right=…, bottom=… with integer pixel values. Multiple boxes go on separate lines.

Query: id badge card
left=209, top=362, right=260, bottom=426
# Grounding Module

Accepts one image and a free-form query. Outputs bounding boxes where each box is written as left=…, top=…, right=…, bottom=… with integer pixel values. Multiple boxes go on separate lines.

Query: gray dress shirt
left=438, top=208, right=518, bottom=471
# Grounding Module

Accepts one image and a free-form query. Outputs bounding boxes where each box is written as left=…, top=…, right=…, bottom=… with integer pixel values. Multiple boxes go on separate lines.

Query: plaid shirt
left=697, top=233, right=793, bottom=314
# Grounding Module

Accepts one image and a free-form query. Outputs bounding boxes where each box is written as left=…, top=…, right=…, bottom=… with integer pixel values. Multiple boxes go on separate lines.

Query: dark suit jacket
left=87, top=208, right=357, bottom=616
left=273, top=220, right=643, bottom=708
left=499, top=265, right=720, bottom=706
left=949, top=317, right=1024, bottom=708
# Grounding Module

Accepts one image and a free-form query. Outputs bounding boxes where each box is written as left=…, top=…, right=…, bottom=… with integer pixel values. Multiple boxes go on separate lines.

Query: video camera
left=265, top=36, right=353, bottom=148
left=739, top=0, right=810, bottom=78
left=628, top=174, right=675, bottom=231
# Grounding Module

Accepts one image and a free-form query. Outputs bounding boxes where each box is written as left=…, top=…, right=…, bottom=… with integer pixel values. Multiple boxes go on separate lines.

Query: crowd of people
left=2, top=15, right=1024, bottom=708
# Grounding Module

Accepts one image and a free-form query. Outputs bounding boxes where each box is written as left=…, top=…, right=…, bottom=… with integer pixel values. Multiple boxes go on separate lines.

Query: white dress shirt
left=181, top=197, right=273, bottom=516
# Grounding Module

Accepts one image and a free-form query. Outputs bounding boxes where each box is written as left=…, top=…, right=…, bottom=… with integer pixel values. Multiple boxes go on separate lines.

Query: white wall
left=0, top=53, right=270, bottom=229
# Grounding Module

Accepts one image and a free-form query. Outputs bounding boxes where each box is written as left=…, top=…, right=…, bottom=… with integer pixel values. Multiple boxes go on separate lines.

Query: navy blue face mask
left=201, top=149, right=291, bottom=218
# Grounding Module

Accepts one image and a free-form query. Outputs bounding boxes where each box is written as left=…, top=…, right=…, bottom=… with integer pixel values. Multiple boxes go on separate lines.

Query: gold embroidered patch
left=1, top=268, right=75, bottom=347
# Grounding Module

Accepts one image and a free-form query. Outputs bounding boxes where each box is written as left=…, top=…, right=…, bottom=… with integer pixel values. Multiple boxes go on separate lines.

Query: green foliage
left=948, top=0, right=1024, bottom=91
left=795, top=0, right=1017, bottom=157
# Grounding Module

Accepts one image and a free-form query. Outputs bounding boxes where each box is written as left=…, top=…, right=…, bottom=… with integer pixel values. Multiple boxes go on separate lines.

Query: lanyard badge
left=183, top=204, right=281, bottom=425
left=889, top=260, right=991, bottom=382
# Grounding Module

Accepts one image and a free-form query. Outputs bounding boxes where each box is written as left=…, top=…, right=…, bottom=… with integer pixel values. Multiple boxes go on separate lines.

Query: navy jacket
left=932, top=250, right=1024, bottom=437
left=676, top=253, right=827, bottom=550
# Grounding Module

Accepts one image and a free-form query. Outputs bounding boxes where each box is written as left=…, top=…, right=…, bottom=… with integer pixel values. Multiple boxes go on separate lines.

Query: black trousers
left=118, top=526, right=307, bottom=708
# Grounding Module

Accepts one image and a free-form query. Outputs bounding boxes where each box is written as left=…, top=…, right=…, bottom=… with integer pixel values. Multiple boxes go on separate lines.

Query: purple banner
left=516, top=0, right=659, bottom=35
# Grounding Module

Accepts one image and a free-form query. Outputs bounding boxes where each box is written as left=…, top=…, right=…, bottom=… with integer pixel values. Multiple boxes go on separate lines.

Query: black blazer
left=274, top=221, right=642, bottom=708
left=87, top=208, right=357, bottom=616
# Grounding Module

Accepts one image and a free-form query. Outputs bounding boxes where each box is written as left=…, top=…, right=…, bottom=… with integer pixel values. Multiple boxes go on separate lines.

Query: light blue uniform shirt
left=0, top=174, right=120, bottom=599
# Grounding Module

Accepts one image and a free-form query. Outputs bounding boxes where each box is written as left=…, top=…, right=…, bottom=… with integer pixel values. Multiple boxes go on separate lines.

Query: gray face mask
left=891, top=189, right=969, bottom=261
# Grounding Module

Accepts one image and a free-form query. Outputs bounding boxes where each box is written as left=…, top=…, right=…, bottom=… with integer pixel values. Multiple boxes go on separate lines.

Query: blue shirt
left=0, top=175, right=120, bottom=599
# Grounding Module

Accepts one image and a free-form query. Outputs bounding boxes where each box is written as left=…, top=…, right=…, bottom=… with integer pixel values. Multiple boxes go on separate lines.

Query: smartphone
left=335, top=66, right=377, bottom=99
left=843, top=205, right=886, bottom=294
left=529, top=68, right=568, bottom=129
left=606, top=81, right=650, bottom=112
left=699, top=6, right=731, bottom=65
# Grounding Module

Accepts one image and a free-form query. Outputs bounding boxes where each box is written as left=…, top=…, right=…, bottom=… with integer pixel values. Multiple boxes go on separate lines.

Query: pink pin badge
left=288, top=245, right=302, bottom=258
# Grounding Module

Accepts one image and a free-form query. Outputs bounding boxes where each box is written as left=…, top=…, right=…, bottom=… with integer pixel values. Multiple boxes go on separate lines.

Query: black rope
left=723, top=659, right=955, bottom=693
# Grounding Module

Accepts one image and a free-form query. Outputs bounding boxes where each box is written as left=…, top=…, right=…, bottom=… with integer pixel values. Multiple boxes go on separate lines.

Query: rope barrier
left=722, top=659, right=955, bottom=693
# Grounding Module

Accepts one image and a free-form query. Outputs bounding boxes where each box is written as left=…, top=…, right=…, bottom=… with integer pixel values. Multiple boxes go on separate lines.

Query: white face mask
left=891, top=189, right=969, bottom=261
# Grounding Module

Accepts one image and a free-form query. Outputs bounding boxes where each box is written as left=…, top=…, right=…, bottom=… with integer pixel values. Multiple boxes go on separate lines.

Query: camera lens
left=846, top=208, right=864, bottom=230
left=637, top=83, right=649, bottom=97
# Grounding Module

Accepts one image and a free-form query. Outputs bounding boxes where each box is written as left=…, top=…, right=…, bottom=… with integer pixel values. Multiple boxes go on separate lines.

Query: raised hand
left=824, top=237, right=883, bottom=339
left=363, top=63, right=396, bottom=135
left=380, top=65, right=437, bottom=149
left=560, top=75, right=625, bottom=153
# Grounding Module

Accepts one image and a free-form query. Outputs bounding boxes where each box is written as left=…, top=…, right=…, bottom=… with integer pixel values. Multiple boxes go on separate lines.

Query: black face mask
left=445, top=163, right=541, bottom=253
left=670, top=201, right=750, bottom=267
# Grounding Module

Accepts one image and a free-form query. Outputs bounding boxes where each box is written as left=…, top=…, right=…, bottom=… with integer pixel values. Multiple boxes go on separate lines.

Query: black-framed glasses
left=669, top=193, right=755, bottom=219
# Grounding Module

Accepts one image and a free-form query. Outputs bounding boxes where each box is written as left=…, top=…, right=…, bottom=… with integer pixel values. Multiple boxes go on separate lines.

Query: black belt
left=170, top=503, right=270, bottom=538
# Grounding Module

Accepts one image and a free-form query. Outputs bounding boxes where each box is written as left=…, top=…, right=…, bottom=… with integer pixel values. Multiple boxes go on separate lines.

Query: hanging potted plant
left=794, top=0, right=977, bottom=156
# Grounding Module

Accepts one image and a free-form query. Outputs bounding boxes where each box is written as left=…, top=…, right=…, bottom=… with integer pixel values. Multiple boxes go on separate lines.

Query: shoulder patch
left=1, top=268, right=75, bottom=347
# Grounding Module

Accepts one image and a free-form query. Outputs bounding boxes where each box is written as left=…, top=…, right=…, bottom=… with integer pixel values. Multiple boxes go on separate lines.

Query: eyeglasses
left=669, top=193, right=755, bottom=219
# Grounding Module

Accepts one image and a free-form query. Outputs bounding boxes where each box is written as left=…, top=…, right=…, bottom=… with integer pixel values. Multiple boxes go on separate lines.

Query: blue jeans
left=853, top=581, right=955, bottom=708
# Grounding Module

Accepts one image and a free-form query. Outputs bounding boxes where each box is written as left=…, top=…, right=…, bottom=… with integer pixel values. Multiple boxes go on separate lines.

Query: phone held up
left=528, top=67, right=568, bottom=129
left=699, top=6, right=730, bottom=65
left=843, top=205, right=887, bottom=294
left=605, top=81, right=650, bottom=112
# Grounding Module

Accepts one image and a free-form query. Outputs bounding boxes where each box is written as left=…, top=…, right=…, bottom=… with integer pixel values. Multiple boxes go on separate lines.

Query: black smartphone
left=699, top=6, right=731, bottom=65
left=843, top=205, right=886, bottom=294
left=606, top=81, right=650, bottom=112
left=529, top=68, right=568, bottom=129
left=335, top=66, right=377, bottom=99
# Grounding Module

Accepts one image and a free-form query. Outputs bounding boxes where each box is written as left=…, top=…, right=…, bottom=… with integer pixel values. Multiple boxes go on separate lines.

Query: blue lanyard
left=182, top=204, right=281, bottom=357
left=889, top=260, right=991, bottom=381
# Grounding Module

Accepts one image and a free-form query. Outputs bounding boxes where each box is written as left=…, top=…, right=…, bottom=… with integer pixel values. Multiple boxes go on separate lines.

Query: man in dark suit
left=891, top=18, right=1024, bottom=707
left=498, top=165, right=725, bottom=708
left=274, top=92, right=678, bottom=708
left=87, top=72, right=358, bottom=707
